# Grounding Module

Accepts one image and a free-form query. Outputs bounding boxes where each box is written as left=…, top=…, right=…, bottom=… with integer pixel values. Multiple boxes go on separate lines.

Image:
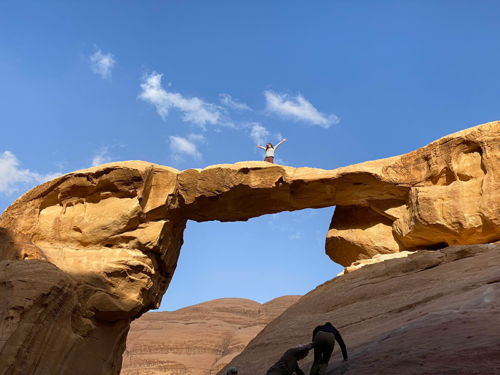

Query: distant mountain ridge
left=122, top=296, right=301, bottom=375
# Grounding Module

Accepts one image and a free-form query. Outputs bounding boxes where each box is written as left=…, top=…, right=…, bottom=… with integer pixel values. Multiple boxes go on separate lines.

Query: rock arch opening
left=160, top=207, right=339, bottom=311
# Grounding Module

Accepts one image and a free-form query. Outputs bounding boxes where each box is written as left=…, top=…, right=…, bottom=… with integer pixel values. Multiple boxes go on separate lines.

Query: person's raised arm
left=274, top=138, right=286, bottom=149
left=257, top=145, right=266, bottom=150
left=334, top=332, right=348, bottom=361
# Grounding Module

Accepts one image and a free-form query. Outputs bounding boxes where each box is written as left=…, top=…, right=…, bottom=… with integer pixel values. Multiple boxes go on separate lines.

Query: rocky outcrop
left=219, top=243, right=500, bottom=375
left=122, top=296, right=300, bottom=375
left=0, top=163, right=187, bottom=374
left=2, top=121, right=500, bottom=374
left=326, top=121, right=500, bottom=266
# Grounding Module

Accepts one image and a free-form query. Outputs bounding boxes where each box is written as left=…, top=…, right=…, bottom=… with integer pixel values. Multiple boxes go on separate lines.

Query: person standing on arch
left=257, top=138, right=287, bottom=164
left=310, top=322, right=348, bottom=375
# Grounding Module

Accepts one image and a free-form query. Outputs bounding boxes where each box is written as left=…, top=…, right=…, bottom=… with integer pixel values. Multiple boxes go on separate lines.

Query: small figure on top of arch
left=257, top=138, right=287, bottom=164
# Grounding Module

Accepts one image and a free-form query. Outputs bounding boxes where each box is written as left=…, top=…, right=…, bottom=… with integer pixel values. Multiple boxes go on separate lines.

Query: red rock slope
left=122, top=296, right=300, bottom=375
left=220, top=244, right=500, bottom=375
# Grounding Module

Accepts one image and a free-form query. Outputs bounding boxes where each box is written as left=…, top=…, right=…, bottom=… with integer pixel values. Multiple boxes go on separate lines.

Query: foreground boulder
left=220, top=243, right=500, bottom=375
left=122, top=296, right=300, bottom=375
left=1, top=121, right=500, bottom=374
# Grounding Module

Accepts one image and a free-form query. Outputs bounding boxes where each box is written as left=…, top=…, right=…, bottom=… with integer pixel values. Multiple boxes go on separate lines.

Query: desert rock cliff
left=1, top=121, right=500, bottom=374
left=220, top=243, right=500, bottom=375
left=122, top=296, right=300, bottom=375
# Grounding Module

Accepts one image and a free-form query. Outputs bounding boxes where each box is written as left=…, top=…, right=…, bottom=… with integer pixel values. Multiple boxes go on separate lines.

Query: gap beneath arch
left=159, top=207, right=341, bottom=311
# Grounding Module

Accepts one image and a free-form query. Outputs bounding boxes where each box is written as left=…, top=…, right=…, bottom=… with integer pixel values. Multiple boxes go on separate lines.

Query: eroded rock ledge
left=1, top=121, right=500, bottom=374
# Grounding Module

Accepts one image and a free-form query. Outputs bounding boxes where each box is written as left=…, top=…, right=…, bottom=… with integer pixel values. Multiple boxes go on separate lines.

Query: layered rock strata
left=122, top=296, right=300, bottom=375
left=220, top=243, right=500, bottom=375
left=1, top=121, right=500, bottom=374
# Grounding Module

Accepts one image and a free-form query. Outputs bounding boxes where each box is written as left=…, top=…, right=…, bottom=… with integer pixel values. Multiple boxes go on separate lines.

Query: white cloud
left=91, top=143, right=125, bottom=167
left=264, top=91, right=339, bottom=128
left=169, top=136, right=202, bottom=161
left=139, top=72, right=223, bottom=127
left=250, top=123, right=270, bottom=146
left=92, top=146, right=113, bottom=167
left=90, top=48, right=116, bottom=79
left=220, top=94, right=252, bottom=111
left=0, top=151, right=61, bottom=196
left=248, top=123, right=282, bottom=147
left=187, top=133, right=207, bottom=144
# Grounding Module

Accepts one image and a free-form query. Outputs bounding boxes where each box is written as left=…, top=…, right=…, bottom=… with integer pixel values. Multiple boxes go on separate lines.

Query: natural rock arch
left=1, top=121, right=500, bottom=374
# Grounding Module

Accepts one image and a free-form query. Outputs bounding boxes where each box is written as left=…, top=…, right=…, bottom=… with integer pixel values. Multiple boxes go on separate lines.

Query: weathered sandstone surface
left=122, top=296, right=300, bottom=375
left=220, top=243, right=500, bottom=375
left=1, top=121, right=500, bottom=374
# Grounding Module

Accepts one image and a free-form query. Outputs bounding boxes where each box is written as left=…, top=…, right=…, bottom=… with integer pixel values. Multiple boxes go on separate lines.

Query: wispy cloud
left=187, top=133, right=207, bottom=144
left=92, top=146, right=113, bottom=167
left=250, top=123, right=270, bottom=146
left=289, top=231, right=303, bottom=240
left=0, top=151, right=61, bottom=196
left=220, top=94, right=252, bottom=111
left=139, top=72, right=223, bottom=127
left=264, top=91, right=338, bottom=128
left=248, top=123, right=282, bottom=147
left=169, top=136, right=202, bottom=162
left=91, top=142, right=125, bottom=167
left=90, top=47, right=116, bottom=79
left=274, top=157, right=286, bottom=166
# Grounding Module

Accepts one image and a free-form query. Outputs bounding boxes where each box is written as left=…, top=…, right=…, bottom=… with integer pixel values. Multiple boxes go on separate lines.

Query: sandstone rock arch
left=1, top=121, right=500, bottom=374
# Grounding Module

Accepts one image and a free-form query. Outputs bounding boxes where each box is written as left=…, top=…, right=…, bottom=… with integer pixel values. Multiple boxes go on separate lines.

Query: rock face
left=1, top=121, right=500, bottom=374
left=0, top=163, right=187, bottom=374
left=326, top=121, right=500, bottom=266
left=220, top=243, right=500, bottom=375
left=122, top=296, right=300, bottom=375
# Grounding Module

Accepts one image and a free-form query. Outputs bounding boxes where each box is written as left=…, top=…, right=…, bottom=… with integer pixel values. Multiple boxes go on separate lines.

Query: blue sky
left=1, top=1, right=500, bottom=311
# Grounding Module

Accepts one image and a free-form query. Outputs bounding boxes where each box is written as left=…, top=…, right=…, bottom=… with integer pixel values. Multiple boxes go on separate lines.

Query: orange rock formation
left=1, top=121, right=500, bottom=374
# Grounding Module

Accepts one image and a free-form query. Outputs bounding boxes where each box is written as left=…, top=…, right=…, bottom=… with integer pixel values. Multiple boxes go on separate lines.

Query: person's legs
left=318, top=332, right=335, bottom=375
left=311, top=331, right=333, bottom=375
left=310, top=342, right=323, bottom=375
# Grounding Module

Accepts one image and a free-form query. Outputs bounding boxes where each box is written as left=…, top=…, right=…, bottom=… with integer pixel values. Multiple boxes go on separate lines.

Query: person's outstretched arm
left=257, top=145, right=266, bottom=150
left=334, top=332, right=348, bottom=361
left=274, top=138, right=287, bottom=149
